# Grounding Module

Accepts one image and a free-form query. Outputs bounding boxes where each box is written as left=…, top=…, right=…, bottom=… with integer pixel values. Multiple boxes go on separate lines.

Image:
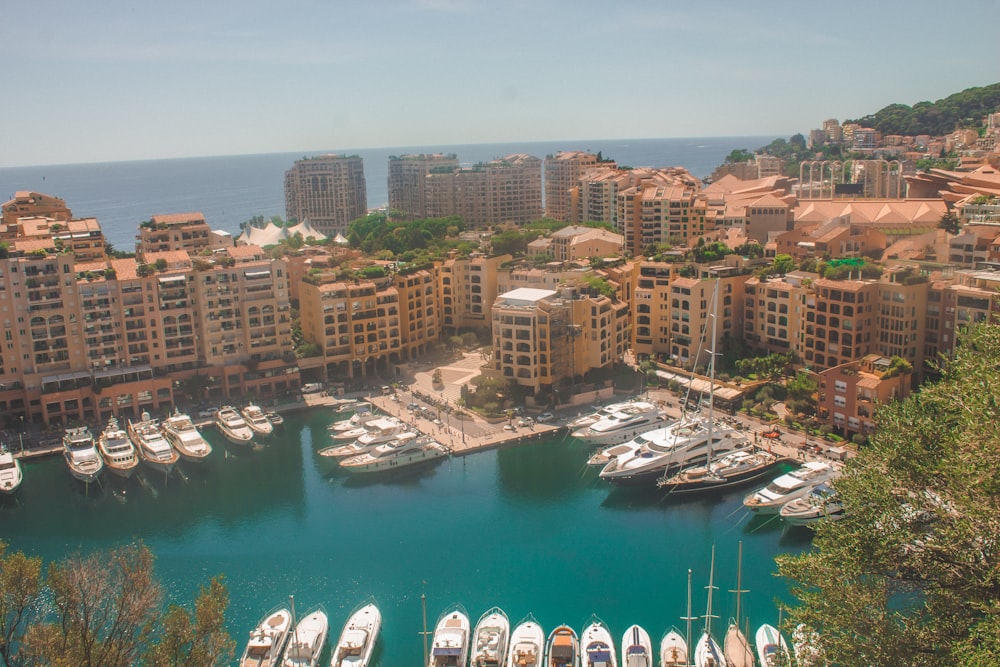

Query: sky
left=3, top=0, right=999, bottom=169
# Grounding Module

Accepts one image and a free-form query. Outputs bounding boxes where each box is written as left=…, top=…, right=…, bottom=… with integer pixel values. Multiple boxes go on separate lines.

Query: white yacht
left=240, top=605, right=292, bottom=667
left=328, top=408, right=374, bottom=433
left=471, top=607, right=510, bottom=667
left=545, top=625, right=579, bottom=667
left=620, top=624, right=651, bottom=667
left=658, top=447, right=785, bottom=496
left=780, top=482, right=844, bottom=526
left=215, top=406, right=254, bottom=445
left=694, top=547, right=724, bottom=667
left=0, top=450, right=23, bottom=494
left=330, top=600, right=381, bottom=667
left=62, top=426, right=104, bottom=483
left=507, top=614, right=545, bottom=667
left=580, top=617, right=616, bottom=667
left=755, top=624, right=790, bottom=667
left=242, top=404, right=274, bottom=437
left=128, top=412, right=179, bottom=474
left=659, top=628, right=688, bottom=667
left=597, top=417, right=747, bottom=486
left=570, top=402, right=666, bottom=447
left=282, top=606, right=328, bottom=667
left=567, top=401, right=647, bottom=430
left=96, top=416, right=139, bottom=479
left=429, top=605, right=470, bottom=667
left=743, top=461, right=839, bottom=514
left=319, top=431, right=418, bottom=459
left=349, top=417, right=407, bottom=447
left=161, top=410, right=212, bottom=463
left=339, top=436, right=448, bottom=474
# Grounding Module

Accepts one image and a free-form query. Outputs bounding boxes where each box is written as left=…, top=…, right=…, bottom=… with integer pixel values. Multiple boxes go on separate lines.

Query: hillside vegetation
left=847, top=82, right=1000, bottom=136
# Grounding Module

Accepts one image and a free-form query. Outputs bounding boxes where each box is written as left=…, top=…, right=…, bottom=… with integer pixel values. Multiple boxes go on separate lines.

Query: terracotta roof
left=227, top=244, right=264, bottom=260
left=143, top=250, right=191, bottom=267
left=75, top=260, right=109, bottom=273
left=150, top=212, right=206, bottom=225
left=110, top=258, right=140, bottom=280
left=13, top=238, right=55, bottom=253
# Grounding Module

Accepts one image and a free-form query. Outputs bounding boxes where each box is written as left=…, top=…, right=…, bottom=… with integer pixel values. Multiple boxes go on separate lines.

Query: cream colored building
left=137, top=212, right=232, bottom=255
left=544, top=151, right=605, bottom=221
left=743, top=271, right=816, bottom=360
left=388, top=153, right=460, bottom=219
left=284, top=154, right=368, bottom=236
left=424, top=154, right=542, bottom=229
left=439, top=252, right=511, bottom=335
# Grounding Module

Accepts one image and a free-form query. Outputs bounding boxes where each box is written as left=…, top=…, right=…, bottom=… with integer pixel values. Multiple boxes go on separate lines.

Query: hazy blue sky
left=3, top=0, right=998, bottom=168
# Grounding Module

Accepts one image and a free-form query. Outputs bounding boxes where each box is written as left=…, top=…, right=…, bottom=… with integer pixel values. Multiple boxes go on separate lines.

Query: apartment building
left=544, top=152, right=606, bottom=221
left=16, top=217, right=106, bottom=261
left=632, top=261, right=675, bottom=360
left=618, top=183, right=704, bottom=254
left=284, top=154, right=368, bottom=236
left=817, top=354, right=911, bottom=438
left=875, top=267, right=929, bottom=381
left=667, top=270, right=748, bottom=370
left=802, top=279, right=878, bottom=371
left=388, top=153, right=460, bottom=219
left=568, top=166, right=700, bottom=229
left=439, top=252, right=511, bottom=335
left=137, top=212, right=232, bottom=255
left=930, top=265, right=1000, bottom=360
left=424, top=154, right=542, bottom=229
left=1, top=191, right=71, bottom=228
left=394, top=267, right=440, bottom=360
left=743, top=271, right=816, bottom=360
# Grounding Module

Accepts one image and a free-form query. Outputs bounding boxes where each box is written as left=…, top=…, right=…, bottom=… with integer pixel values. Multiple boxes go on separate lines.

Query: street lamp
left=19, top=415, right=24, bottom=454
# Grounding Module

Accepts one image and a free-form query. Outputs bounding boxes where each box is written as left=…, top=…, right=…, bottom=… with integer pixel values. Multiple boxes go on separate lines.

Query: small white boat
left=545, top=625, right=579, bottom=667
left=471, top=607, right=510, bottom=667
left=339, top=436, right=448, bottom=474
left=659, top=628, right=687, bottom=667
left=743, top=461, right=838, bottom=514
left=161, top=410, right=212, bottom=463
left=567, top=401, right=645, bottom=429
left=429, top=605, right=470, bottom=667
left=63, top=426, right=104, bottom=483
left=780, top=483, right=844, bottom=527
left=754, top=624, right=790, bottom=667
left=580, top=617, right=616, bottom=667
left=282, top=606, right=328, bottom=667
left=243, top=404, right=274, bottom=437
left=692, top=633, right=724, bottom=667
left=328, top=408, right=374, bottom=433
left=216, top=406, right=254, bottom=445
left=97, top=416, right=139, bottom=478
left=507, top=614, right=545, bottom=667
left=128, top=412, right=179, bottom=475
left=620, top=624, right=651, bottom=667
left=791, top=624, right=826, bottom=667
left=267, top=410, right=285, bottom=427
left=0, top=450, right=23, bottom=494
left=330, top=600, right=381, bottom=667
left=240, top=605, right=292, bottom=667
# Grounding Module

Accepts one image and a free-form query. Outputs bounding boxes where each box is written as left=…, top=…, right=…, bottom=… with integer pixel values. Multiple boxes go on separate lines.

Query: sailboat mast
left=704, top=545, right=718, bottom=636
left=732, top=540, right=747, bottom=629
left=684, top=568, right=695, bottom=665
left=707, top=277, right=719, bottom=460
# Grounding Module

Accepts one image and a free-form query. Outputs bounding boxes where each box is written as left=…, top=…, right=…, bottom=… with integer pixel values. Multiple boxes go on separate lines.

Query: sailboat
left=692, top=547, right=724, bottom=667
left=660, top=568, right=694, bottom=667
left=723, top=541, right=755, bottom=667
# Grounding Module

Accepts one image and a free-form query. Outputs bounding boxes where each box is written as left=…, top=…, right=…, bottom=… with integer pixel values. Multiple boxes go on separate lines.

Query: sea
left=0, top=137, right=809, bottom=665
left=0, top=136, right=777, bottom=252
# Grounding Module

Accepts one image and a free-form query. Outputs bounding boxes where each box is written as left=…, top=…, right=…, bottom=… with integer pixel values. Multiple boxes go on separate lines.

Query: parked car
left=407, top=402, right=420, bottom=411
left=536, top=412, right=555, bottom=423
left=300, top=382, right=324, bottom=394
left=517, top=417, right=534, bottom=427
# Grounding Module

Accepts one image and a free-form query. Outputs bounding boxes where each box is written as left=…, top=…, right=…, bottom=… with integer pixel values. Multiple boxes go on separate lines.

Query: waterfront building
left=802, top=278, right=878, bottom=372
left=875, top=266, right=929, bottom=382
left=817, top=354, right=911, bottom=438
left=568, top=166, right=700, bottom=230
left=544, top=151, right=606, bottom=221
left=439, top=252, right=511, bottom=336
left=284, top=154, right=368, bottom=237
left=394, top=266, right=440, bottom=360
left=388, top=153, right=460, bottom=219
left=632, top=261, right=675, bottom=361
left=743, top=271, right=817, bottom=361
left=424, top=154, right=542, bottom=229
left=1, top=191, right=71, bottom=228
left=666, top=268, right=748, bottom=370
left=136, top=212, right=232, bottom=255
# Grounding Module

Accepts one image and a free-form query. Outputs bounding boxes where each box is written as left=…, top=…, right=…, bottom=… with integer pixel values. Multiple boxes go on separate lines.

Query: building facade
left=284, top=155, right=368, bottom=236
left=387, top=153, right=460, bottom=219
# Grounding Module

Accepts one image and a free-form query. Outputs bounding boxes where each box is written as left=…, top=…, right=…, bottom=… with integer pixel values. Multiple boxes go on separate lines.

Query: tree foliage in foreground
left=0, top=541, right=232, bottom=667
left=777, top=323, right=1000, bottom=667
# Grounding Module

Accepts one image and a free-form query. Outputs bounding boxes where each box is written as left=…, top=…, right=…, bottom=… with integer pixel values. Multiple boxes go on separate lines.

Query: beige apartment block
left=1, top=191, right=72, bottom=229
left=803, top=279, right=878, bottom=371
left=569, top=166, right=700, bottom=229
left=544, top=151, right=606, bottom=221
left=929, top=265, right=1000, bottom=360
left=439, top=252, right=511, bottom=335
left=633, top=261, right=676, bottom=360
left=388, top=153, right=460, bottom=219
left=618, top=183, right=704, bottom=254
left=284, top=154, right=368, bottom=237
left=743, top=271, right=816, bottom=360
left=667, top=271, right=747, bottom=370
left=875, top=267, right=929, bottom=381
left=545, top=226, right=623, bottom=261
left=423, top=154, right=542, bottom=229
left=14, top=216, right=106, bottom=261
left=394, top=267, right=440, bottom=360
left=137, top=212, right=232, bottom=255
left=817, top=354, right=912, bottom=437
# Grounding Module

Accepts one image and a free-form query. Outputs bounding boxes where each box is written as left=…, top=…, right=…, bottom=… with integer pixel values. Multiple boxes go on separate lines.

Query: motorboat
left=658, top=447, right=787, bottom=496
left=62, top=426, right=104, bottom=483
left=282, top=606, right=328, bottom=667
left=319, top=429, right=418, bottom=459
left=754, top=624, right=790, bottom=667
left=580, top=617, right=616, bottom=667
left=429, top=604, right=470, bottom=667
left=128, top=412, right=179, bottom=475
left=240, top=605, right=292, bottom=667
left=545, top=625, right=579, bottom=667
left=620, top=624, right=651, bottom=667
left=586, top=441, right=639, bottom=468
left=570, top=401, right=666, bottom=447
left=161, top=410, right=212, bottom=463
left=242, top=404, right=274, bottom=437
left=267, top=410, right=285, bottom=427
left=96, top=416, right=139, bottom=479
left=567, top=401, right=649, bottom=429
left=791, top=624, right=826, bottom=667
left=339, top=436, right=448, bottom=474
left=507, top=614, right=545, bottom=667
left=659, top=628, right=688, bottom=667
left=334, top=398, right=363, bottom=413
left=330, top=425, right=371, bottom=442
left=215, top=406, right=254, bottom=445
left=597, top=417, right=747, bottom=486
left=780, top=482, right=844, bottom=527
left=328, top=407, right=374, bottom=432
left=330, top=600, right=381, bottom=667
left=471, top=607, right=510, bottom=667
left=743, top=461, right=839, bottom=514
left=0, top=450, right=23, bottom=494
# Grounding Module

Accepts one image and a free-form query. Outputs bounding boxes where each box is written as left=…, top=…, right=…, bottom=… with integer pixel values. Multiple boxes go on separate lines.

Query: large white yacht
left=507, top=614, right=544, bottom=667
left=743, top=461, right=839, bottom=514
left=339, top=436, right=448, bottom=474
left=429, top=605, right=470, bottom=667
left=658, top=447, right=786, bottom=496
left=567, top=401, right=648, bottom=430
left=96, top=416, right=139, bottom=479
left=62, top=426, right=104, bottom=483
left=281, top=606, right=328, bottom=667
left=128, top=412, right=179, bottom=475
left=0, top=450, right=23, bottom=495
left=570, top=401, right=666, bottom=447
left=240, top=605, right=292, bottom=667
left=779, top=482, right=844, bottom=527
left=242, top=404, right=274, bottom=437
left=215, top=406, right=254, bottom=445
left=161, top=410, right=213, bottom=463
left=319, top=430, right=418, bottom=459
left=330, top=600, right=381, bottom=667
left=597, top=417, right=747, bottom=486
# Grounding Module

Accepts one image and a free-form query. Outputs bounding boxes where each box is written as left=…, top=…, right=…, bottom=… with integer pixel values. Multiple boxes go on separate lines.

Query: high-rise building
left=544, top=152, right=605, bottom=221
left=388, top=153, right=459, bottom=219
left=284, top=154, right=367, bottom=236
left=424, top=154, right=542, bottom=229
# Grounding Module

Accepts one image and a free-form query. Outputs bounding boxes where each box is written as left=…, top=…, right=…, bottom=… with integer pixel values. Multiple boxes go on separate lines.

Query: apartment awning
left=158, top=274, right=186, bottom=284
left=244, top=270, right=271, bottom=279
left=42, top=370, right=92, bottom=384
left=93, top=365, right=154, bottom=380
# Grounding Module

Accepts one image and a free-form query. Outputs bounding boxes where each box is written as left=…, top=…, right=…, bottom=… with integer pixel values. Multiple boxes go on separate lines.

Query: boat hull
left=64, top=455, right=103, bottom=484
left=659, top=458, right=788, bottom=496
left=340, top=444, right=447, bottom=474
left=332, top=601, right=381, bottom=667
left=0, top=453, right=23, bottom=494
left=659, top=629, right=687, bottom=667
left=102, top=460, right=138, bottom=479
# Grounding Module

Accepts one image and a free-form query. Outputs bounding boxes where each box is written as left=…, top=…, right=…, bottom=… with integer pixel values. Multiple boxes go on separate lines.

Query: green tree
left=144, top=577, right=233, bottom=667
left=939, top=210, right=961, bottom=235
left=777, top=323, right=1000, bottom=667
left=0, top=542, right=43, bottom=667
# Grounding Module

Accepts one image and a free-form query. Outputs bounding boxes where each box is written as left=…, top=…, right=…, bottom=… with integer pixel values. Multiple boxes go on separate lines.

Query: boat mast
left=706, top=277, right=719, bottom=465
left=730, top=540, right=748, bottom=631
left=703, top=545, right=718, bottom=638
left=682, top=568, right=697, bottom=666
left=289, top=594, right=298, bottom=650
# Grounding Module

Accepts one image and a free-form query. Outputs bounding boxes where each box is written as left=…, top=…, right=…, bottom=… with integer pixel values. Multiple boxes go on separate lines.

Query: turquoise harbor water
left=0, top=408, right=812, bottom=665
